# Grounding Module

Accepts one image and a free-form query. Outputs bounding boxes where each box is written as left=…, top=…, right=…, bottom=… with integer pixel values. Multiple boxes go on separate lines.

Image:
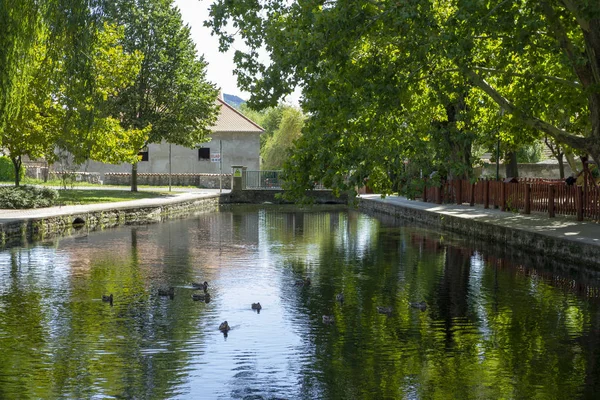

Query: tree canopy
left=106, top=0, right=219, bottom=191
left=207, top=0, right=600, bottom=198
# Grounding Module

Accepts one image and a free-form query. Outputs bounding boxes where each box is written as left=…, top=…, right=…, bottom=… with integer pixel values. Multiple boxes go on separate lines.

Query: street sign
left=211, top=153, right=221, bottom=163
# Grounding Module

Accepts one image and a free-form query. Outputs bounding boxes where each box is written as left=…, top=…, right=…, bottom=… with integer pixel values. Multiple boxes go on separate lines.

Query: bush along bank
left=0, top=186, right=59, bottom=209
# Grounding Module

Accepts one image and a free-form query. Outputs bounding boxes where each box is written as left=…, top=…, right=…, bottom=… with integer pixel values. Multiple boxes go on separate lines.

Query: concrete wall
left=478, top=162, right=575, bottom=179
left=104, top=173, right=232, bottom=188
left=80, top=131, right=261, bottom=177
left=228, top=189, right=348, bottom=204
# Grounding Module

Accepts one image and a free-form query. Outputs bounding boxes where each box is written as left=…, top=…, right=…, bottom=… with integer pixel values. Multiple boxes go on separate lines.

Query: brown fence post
left=437, top=184, right=443, bottom=204
left=524, top=184, right=531, bottom=214
left=422, top=180, right=427, bottom=203
left=501, top=182, right=507, bottom=212
left=484, top=180, right=490, bottom=209
left=456, top=180, right=462, bottom=205
left=470, top=182, right=475, bottom=206
left=576, top=185, right=584, bottom=221
left=548, top=185, right=555, bottom=217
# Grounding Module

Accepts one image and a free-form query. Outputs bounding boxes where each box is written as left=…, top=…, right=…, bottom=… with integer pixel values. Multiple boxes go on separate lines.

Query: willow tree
left=106, top=0, right=219, bottom=192
left=207, top=0, right=600, bottom=198
left=0, top=1, right=44, bottom=139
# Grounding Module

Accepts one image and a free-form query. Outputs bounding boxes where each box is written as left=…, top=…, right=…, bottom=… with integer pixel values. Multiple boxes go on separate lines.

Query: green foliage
left=517, top=142, right=543, bottom=164
left=0, top=186, right=58, bottom=209
left=106, top=0, right=219, bottom=148
left=0, top=156, right=23, bottom=182
left=208, top=0, right=600, bottom=201
left=261, top=106, right=304, bottom=169
left=106, top=0, right=219, bottom=190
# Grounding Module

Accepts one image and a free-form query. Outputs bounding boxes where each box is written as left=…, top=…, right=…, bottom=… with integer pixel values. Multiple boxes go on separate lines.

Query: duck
left=251, top=302, right=262, bottom=311
left=410, top=301, right=427, bottom=312
left=219, top=321, right=230, bottom=332
left=102, top=294, right=113, bottom=303
left=376, top=306, right=393, bottom=315
left=336, top=293, right=344, bottom=303
left=192, top=281, right=209, bottom=292
left=322, top=315, right=335, bottom=325
left=192, top=292, right=210, bottom=302
left=158, top=287, right=175, bottom=297
left=294, top=277, right=311, bottom=287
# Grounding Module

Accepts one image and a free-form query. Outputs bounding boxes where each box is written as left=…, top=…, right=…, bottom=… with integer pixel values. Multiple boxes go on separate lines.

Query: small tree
left=1, top=23, right=147, bottom=186
left=106, top=0, right=219, bottom=191
left=261, top=107, right=304, bottom=169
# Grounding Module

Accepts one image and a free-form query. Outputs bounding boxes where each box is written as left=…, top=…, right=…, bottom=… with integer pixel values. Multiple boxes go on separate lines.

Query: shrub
left=0, top=186, right=59, bottom=209
left=0, top=156, right=24, bottom=182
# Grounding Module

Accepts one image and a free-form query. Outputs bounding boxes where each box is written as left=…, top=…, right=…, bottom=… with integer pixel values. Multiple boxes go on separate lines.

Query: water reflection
left=0, top=205, right=599, bottom=399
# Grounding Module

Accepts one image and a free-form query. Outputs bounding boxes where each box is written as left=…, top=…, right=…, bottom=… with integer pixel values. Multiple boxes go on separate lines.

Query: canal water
left=0, top=205, right=599, bottom=399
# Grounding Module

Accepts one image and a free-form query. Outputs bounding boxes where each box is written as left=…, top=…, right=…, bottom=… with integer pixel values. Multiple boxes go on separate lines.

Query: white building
left=82, top=97, right=264, bottom=176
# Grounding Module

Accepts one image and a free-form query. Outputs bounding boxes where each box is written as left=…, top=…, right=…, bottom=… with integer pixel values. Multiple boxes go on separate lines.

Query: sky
left=174, top=0, right=246, bottom=99
left=174, top=0, right=301, bottom=106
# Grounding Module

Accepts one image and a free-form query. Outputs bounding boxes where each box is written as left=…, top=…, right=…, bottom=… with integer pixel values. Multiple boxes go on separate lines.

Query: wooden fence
left=420, top=178, right=600, bottom=222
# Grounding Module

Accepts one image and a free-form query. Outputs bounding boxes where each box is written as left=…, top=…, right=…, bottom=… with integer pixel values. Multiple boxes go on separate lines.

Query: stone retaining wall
left=227, top=189, right=347, bottom=204
left=0, top=196, right=221, bottom=247
left=104, top=173, right=232, bottom=189
left=358, top=197, right=600, bottom=268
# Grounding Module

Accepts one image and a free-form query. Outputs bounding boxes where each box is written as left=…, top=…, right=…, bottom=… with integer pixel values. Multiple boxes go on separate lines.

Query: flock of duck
left=101, top=280, right=259, bottom=335
left=102, top=277, right=427, bottom=333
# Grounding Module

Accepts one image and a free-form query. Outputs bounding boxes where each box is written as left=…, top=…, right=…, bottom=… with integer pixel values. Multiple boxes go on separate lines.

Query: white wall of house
left=82, top=131, right=261, bottom=176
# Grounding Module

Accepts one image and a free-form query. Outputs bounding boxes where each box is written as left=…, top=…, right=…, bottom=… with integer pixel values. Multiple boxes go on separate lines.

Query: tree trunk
left=131, top=162, right=138, bottom=192
left=11, top=156, right=21, bottom=187
left=557, top=155, right=565, bottom=178
left=505, top=151, right=518, bottom=178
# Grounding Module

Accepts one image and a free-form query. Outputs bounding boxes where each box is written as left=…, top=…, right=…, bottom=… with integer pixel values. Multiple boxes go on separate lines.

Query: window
left=198, top=147, right=210, bottom=161
left=138, top=148, right=149, bottom=161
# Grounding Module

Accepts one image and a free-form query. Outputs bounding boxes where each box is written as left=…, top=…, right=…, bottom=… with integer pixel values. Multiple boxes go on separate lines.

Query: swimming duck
left=336, top=293, right=344, bottom=303
left=376, top=306, right=393, bottom=315
left=219, top=321, right=230, bottom=332
left=158, top=287, right=175, bottom=297
left=102, top=294, right=113, bottom=303
left=410, top=301, right=427, bottom=312
left=192, top=281, right=209, bottom=291
left=295, top=277, right=311, bottom=287
left=192, top=293, right=210, bottom=302
left=251, top=302, right=262, bottom=311
left=322, top=315, right=335, bottom=325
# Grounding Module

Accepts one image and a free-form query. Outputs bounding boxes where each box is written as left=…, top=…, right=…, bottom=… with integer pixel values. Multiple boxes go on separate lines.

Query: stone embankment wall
left=227, top=189, right=347, bottom=204
left=358, top=197, right=600, bottom=267
left=0, top=196, right=221, bottom=246
left=104, top=173, right=232, bottom=188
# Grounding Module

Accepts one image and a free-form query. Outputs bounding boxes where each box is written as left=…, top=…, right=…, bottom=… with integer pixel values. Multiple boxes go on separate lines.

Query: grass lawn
left=58, top=189, right=169, bottom=205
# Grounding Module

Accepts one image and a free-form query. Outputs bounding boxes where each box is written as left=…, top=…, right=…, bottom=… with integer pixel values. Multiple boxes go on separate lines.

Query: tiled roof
left=210, top=98, right=264, bottom=133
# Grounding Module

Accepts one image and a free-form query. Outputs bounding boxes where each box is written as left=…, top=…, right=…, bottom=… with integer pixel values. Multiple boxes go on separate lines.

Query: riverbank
left=358, top=194, right=600, bottom=268
left=0, top=190, right=226, bottom=246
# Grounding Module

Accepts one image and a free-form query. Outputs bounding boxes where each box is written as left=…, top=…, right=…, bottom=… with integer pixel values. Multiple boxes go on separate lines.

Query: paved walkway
left=360, top=194, right=600, bottom=248
left=0, top=189, right=229, bottom=223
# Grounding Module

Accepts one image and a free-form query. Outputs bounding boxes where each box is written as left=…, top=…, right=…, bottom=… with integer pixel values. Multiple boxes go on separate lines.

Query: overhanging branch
left=465, top=68, right=589, bottom=150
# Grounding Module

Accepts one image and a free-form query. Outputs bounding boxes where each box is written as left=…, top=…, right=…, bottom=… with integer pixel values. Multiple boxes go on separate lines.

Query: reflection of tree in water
left=276, top=212, right=600, bottom=399
left=0, top=227, right=214, bottom=399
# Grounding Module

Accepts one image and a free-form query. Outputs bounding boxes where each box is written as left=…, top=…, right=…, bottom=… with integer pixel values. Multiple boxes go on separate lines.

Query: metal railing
left=243, top=170, right=283, bottom=189
left=242, top=170, right=329, bottom=190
